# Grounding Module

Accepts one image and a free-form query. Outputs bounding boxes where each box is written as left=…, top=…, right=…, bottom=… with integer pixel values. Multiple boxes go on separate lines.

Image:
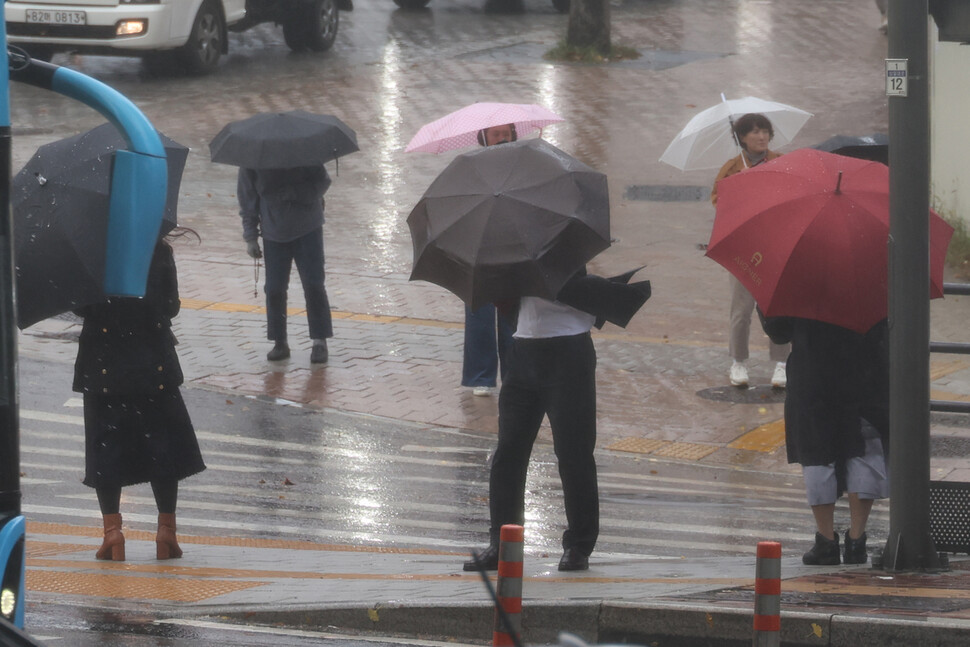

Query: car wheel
left=552, top=0, right=569, bottom=13
left=393, top=0, right=431, bottom=8
left=284, top=0, right=338, bottom=52
left=178, top=0, right=224, bottom=74
left=306, top=0, right=340, bottom=52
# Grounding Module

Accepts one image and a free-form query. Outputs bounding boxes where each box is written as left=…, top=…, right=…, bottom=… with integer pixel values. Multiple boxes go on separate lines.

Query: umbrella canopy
left=405, top=102, right=564, bottom=154
left=660, top=96, right=813, bottom=171
left=12, top=124, right=188, bottom=329
left=209, top=110, right=359, bottom=169
left=407, top=138, right=610, bottom=309
left=706, top=148, right=953, bottom=333
left=811, top=133, right=888, bottom=164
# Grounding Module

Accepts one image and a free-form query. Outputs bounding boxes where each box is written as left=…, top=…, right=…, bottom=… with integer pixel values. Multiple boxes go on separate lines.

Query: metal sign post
left=883, top=0, right=942, bottom=572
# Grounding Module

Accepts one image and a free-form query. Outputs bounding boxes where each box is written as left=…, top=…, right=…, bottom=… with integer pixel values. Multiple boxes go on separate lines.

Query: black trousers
left=488, top=332, right=599, bottom=555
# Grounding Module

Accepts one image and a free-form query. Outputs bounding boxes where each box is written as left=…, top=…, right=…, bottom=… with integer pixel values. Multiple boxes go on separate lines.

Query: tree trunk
left=566, top=0, right=611, bottom=55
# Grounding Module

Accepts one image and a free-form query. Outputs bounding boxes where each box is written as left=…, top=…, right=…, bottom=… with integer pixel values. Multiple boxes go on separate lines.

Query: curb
left=202, top=600, right=970, bottom=646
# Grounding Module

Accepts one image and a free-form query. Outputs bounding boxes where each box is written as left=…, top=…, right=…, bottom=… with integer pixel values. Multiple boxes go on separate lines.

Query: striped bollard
left=753, top=541, right=781, bottom=647
left=492, top=524, right=524, bottom=647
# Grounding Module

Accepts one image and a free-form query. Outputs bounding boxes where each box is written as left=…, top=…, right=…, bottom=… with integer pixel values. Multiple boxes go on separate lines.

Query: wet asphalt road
left=18, top=354, right=886, bottom=563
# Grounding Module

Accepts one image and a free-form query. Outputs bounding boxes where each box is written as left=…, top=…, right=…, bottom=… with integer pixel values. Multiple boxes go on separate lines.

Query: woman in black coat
left=762, top=315, right=889, bottom=566
left=74, top=235, right=205, bottom=561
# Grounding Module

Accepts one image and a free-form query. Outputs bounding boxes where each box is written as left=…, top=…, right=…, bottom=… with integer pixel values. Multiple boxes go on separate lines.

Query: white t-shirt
left=514, top=297, right=595, bottom=339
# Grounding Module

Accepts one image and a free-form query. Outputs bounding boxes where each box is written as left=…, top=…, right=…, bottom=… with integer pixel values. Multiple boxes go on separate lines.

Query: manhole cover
left=624, top=185, right=709, bottom=201
left=696, top=385, right=786, bottom=404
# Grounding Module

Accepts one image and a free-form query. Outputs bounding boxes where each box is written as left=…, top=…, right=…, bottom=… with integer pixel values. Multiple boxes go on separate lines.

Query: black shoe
left=267, top=341, right=290, bottom=361
left=310, top=341, right=328, bottom=364
left=802, top=531, right=840, bottom=565
left=843, top=531, right=868, bottom=565
left=463, top=545, right=499, bottom=572
left=558, top=547, right=589, bottom=571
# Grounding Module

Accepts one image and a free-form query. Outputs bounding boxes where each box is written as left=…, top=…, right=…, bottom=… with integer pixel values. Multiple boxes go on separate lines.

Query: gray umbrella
left=407, top=138, right=610, bottom=310
left=209, top=111, right=359, bottom=169
left=12, top=123, right=187, bottom=329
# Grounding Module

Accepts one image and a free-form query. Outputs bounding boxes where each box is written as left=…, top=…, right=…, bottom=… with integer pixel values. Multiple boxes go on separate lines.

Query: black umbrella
left=407, top=138, right=610, bottom=310
left=12, top=124, right=188, bottom=329
left=208, top=111, right=359, bottom=169
left=812, top=133, right=888, bottom=164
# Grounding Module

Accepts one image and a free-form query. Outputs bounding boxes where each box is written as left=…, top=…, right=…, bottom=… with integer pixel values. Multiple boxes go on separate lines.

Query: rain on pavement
left=7, top=0, right=970, bottom=641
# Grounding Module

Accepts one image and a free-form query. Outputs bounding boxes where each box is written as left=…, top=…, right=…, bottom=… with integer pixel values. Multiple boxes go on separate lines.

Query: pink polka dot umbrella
left=405, top=102, right=564, bottom=154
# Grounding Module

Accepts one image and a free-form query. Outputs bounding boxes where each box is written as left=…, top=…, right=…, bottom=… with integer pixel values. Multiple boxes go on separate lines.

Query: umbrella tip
left=835, top=171, right=842, bottom=195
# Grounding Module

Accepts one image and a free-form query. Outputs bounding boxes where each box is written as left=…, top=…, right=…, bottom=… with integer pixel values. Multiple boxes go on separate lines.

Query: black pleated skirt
left=82, top=391, right=206, bottom=489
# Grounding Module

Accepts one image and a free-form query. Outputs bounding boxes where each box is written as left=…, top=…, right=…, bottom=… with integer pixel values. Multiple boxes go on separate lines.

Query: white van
left=4, top=0, right=351, bottom=74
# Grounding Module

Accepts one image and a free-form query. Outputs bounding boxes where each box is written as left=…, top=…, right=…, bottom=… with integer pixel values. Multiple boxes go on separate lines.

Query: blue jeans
left=462, top=304, right=514, bottom=387
left=263, top=228, right=332, bottom=342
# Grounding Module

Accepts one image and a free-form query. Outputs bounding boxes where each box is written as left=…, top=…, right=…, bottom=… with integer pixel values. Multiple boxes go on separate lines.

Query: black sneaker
left=463, top=545, right=499, bottom=572
left=843, top=531, right=868, bottom=565
left=803, top=531, right=840, bottom=565
left=267, top=341, right=290, bottom=361
left=310, top=341, right=328, bottom=364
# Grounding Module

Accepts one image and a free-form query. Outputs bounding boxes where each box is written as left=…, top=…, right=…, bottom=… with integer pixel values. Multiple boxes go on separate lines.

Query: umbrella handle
left=721, top=93, right=747, bottom=168
left=254, top=257, right=260, bottom=300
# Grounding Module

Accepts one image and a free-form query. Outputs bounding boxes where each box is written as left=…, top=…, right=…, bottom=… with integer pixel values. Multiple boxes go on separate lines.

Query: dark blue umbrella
left=12, top=123, right=187, bottom=329
left=812, top=133, right=888, bottom=164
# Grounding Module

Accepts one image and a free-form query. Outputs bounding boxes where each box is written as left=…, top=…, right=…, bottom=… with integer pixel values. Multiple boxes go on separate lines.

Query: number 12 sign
left=886, top=59, right=908, bottom=97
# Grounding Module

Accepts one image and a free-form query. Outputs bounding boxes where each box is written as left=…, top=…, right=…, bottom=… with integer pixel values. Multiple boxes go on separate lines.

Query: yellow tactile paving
left=179, top=298, right=215, bottom=309
left=930, top=357, right=970, bottom=381
left=27, top=556, right=753, bottom=589
left=26, top=570, right=263, bottom=602
left=202, top=302, right=262, bottom=313
left=176, top=298, right=722, bottom=348
left=931, top=388, right=970, bottom=402
left=728, top=419, right=787, bottom=453
left=605, top=437, right=669, bottom=454
left=651, top=442, right=719, bottom=461
left=604, top=438, right=718, bottom=461
left=782, top=579, right=970, bottom=600
left=25, top=522, right=459, bottom=555
left=26, top=541, right=92, bottom=558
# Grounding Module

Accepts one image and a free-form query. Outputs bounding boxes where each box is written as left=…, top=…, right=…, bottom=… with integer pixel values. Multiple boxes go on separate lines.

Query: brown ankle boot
left=156, top=512, right=183, bottom=560
left=96, top=513, right=125, bottom=561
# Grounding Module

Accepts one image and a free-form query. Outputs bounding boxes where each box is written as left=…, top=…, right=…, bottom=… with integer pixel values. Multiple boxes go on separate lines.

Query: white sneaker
left=771, top=362, right=787, bottom=389
left=878, top=14, right=888, bottom=34
left=729, top=362, right=749, bottom=387
left=472, top=386, right=493, bottom=397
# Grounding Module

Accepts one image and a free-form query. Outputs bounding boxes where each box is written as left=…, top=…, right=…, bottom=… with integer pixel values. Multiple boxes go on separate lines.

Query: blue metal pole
left=0, top=0, right=28, bottom=630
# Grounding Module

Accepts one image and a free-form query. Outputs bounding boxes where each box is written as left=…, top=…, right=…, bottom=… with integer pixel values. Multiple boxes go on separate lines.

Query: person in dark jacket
left=73, top=234, right=205, bottom=561
left=238, top=165, right=333, bottom=364
left=761, top=315, right=889, bottom=565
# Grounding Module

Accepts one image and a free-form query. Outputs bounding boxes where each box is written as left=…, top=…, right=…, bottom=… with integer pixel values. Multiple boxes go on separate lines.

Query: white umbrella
left=659, top=96, right=813, bottom=171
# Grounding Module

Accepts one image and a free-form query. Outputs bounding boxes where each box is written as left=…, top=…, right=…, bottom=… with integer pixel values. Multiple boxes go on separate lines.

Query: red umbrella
left=706, top=148, right=954, bottom=333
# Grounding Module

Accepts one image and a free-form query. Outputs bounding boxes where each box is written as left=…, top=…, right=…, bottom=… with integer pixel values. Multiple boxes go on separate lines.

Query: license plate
left=24, top=9, right=87, bottom=25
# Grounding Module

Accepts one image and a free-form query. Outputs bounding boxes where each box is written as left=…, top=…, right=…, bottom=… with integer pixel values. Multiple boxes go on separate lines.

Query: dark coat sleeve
left=556, top=267, right=651, bottom=329
left=758, top=309, right=794, bottom=345
left=73, top=243, right=183, bottom=395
